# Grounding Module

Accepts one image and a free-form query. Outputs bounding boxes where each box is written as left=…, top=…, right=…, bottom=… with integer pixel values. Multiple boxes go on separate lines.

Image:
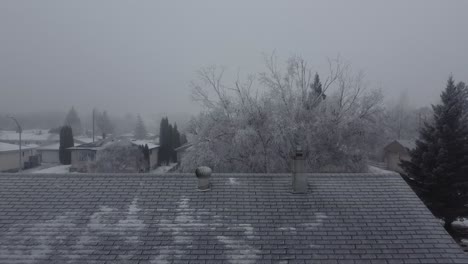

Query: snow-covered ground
left=367, top=165, right=392, bottom=173
left=31, top=165, right=72, bottom=174
left=453, top=218, right=468, bottom=228
left=150, top=163, right=177, bottom=173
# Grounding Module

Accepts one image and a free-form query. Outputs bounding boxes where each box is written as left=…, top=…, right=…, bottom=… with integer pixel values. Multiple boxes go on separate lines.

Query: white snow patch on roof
left=301, top=212, right=328, bottom=230
left=229, top=177, right=240, bottom=185
left=130, top=139, right=159, bottom=149
left=216, top=235, right=261, bottom=264
left=0, top=212, right=77, bottom=263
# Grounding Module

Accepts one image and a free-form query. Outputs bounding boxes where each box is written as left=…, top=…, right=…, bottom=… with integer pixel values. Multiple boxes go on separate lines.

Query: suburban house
left=34, top=136, right=103, bottom=164
left=175, top=143, right=193, bottom=165
left=383, top=139, right=416, bottom=173
left=0, top=166, right=467, bottom=263
left=0, top=142, right=39, bottom=172
left=69, top=138, right=159, bottom=172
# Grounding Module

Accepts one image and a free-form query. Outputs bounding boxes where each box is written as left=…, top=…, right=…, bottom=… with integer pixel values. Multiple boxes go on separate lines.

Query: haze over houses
left=1, top=1, right=468, bottom=261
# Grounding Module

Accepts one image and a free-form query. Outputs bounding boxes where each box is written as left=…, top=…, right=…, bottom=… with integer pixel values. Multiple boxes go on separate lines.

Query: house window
left=79, top=151, right=95, bottom=161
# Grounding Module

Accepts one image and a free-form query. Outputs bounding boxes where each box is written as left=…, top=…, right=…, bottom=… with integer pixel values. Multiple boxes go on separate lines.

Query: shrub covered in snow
left=89, top=140, right=146, bottom=173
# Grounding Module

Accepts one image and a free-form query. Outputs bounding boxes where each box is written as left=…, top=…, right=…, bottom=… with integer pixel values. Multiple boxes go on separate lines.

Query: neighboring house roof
left=396, top=139, right=416, bottom=150
left=69, top=138, right=158, bottom=151
left=0, top=172, right=466, bottom=263
left=384, top=139, right=416, bottom=153
left=130, top=140, right=159, bottom=150
left=0, top=142, right=38, bottom=153
left=0, top=130, right=59, bottom=142
left=68, top=138, right=113, bottom=151
left=37, top=142, right=61, bottom=151
left=174, top=143, right=193, bottom=152
left=74, top=136, right=102, bottom=144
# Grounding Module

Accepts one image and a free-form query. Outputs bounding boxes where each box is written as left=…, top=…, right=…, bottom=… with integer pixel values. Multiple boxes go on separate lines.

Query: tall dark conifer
left=59, top=126, right=74, bottom=165
left=401, top=76, right=468, bottom=231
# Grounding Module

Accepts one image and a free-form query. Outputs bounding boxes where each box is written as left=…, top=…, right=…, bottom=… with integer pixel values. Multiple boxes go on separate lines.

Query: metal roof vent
left=195, top=166, right=212, bottom=191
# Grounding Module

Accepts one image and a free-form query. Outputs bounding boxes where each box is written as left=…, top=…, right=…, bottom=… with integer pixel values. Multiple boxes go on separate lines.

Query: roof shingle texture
left=0, top=172, right=467, bottom=264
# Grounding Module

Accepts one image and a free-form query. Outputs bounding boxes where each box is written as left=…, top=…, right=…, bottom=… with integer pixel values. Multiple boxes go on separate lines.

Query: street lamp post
left=7, top=116, right=22, bottom=172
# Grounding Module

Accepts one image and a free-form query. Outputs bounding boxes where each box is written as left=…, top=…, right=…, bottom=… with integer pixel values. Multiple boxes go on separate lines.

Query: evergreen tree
left=96, top=110, right=114, bottom=136
left=306, top=73, right=326, bottom=110
left=172, top=123, right=181, bottom=161
left=168, top=123, right=174, bottom=162
left=64, top=107, right=82, bottom=135
left=134, top=114, right=147, bottom=139
left=59, top=126, right=74, bottom=165
left=401, top=76, right=468, bottom=231
left=157, top=117, right=184, bottom=165
left=158, top=117, right=168, bottom=165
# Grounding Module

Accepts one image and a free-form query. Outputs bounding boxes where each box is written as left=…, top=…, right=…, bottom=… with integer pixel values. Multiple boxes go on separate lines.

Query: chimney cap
left=295, top=146, right=304, bottom=158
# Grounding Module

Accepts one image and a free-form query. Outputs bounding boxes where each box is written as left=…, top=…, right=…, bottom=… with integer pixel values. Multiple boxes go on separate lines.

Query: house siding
left=0, top=149, right=36, bottom=172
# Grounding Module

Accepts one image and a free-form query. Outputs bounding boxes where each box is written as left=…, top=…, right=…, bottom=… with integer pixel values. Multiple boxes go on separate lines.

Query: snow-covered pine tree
left=401, top=76, right=468, bottom=231
left=134, top=114, right=147, bottom=139
left=96, top=110, right=114, bottom=136
left=64, top=107, right=82, bottom=135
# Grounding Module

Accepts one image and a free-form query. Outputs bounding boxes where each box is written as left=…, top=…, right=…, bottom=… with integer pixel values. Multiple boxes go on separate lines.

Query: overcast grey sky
left=1, top=0, right=467, bottom=117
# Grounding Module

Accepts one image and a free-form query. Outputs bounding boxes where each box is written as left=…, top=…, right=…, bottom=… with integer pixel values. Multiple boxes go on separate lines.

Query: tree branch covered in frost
left=88, top=140, right=146, bottom=173
left=181, top=55, right=384, bottom=173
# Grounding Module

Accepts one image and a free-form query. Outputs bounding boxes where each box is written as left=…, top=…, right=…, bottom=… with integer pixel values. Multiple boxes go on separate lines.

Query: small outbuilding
left=36, top=143, right=60, bottom=164
left=383, top=139, right=416, bottom=173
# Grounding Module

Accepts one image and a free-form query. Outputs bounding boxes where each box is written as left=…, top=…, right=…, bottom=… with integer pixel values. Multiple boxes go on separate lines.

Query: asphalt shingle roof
left=0, top=172, right=467, bottom=264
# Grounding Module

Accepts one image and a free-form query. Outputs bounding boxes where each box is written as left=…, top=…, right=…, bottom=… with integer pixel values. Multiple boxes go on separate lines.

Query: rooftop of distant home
left=68, top=138, right=159, bottom=151
left=0, top=171, right=466, bottom=263
left=0, top=142, right=38, bottom=153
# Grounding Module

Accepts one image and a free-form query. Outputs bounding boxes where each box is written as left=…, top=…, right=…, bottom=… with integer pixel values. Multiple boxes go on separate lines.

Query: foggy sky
left=1, top=0, right=467, bottom=118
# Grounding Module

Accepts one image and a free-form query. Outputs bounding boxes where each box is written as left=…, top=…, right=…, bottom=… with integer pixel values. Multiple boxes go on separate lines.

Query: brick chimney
left=292, top=146, right=307, bottom=193
left=195, top=166, right=212, bottom=191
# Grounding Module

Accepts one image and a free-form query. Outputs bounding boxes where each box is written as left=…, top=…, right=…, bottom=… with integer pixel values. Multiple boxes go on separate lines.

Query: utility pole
left=7, top=116, right=22, bottom=171
left=92, top=108, right=95, bottom=142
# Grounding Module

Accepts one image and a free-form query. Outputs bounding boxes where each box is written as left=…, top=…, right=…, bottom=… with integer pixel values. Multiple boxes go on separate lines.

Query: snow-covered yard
left=150, top=163, right=177, bottom=173
left=31, top=165, right=72, bottom=174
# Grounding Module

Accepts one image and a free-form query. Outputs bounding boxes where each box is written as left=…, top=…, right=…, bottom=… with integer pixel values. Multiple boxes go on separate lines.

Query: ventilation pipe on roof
left=292, top=146, right=307, bottom=193
left=195, top=166, right=212, bottom=191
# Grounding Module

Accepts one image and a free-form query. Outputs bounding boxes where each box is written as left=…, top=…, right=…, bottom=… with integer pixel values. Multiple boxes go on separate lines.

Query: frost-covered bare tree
left=181, top=55, right=383, bottom=173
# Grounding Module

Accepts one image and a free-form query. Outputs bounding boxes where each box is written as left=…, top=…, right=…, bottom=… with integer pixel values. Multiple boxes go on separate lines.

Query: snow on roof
left=74, top=136, right=98, bottom=144
left=0, top=142, right=38, bottom=152
left=1, top=172, right=467, bottom=263
left=175, top=143, right=193, bottom=152
left=68, top=138, right=113, bottom=150
left=37, top=142, right=61, bottom=151
left=396, top=139, right=416, bottom=150
left=0, top=130, right=58, bottom=142
left=130, top=140, right=159, bottom=149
